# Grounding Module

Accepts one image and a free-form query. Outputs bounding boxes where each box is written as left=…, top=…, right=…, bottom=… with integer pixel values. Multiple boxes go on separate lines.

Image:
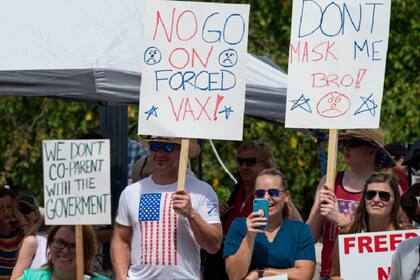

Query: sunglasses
left=339, top=139, right=369, bottom=150
left=52, top=238, right=76, bottom=253
left=254, top=189, right=285, bottom=198
left=364, top=190, right=392, bottom=202
left=149, top=142, right=181, bottom=153
left=237, top=157, right=257, bottom=167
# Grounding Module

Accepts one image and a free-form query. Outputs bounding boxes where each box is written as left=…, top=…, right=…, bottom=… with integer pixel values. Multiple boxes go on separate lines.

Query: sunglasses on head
left=364, top=190, right=392, bottom=202
left=237, top=157, right=257, bottom=167
left=254, top=189, right=285, bottom=198
left=149, top=142, right=181, bottom=153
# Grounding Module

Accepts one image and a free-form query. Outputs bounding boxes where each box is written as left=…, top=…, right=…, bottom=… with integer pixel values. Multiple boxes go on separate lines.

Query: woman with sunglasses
left=224, top=168, right=316, bottom=280
left=330, top=172, right=413, bottom=280
left=18, top=225, right=109, bottom=280
left=307, top=129, right=395, bottom=279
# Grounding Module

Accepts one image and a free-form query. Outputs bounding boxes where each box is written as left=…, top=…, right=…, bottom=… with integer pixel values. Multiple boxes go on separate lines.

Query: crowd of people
left=0, top=129, right=419, bottom=280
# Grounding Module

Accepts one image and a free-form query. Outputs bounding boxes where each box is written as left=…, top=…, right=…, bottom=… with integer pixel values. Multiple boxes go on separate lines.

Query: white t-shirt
left=116, top=175, right=221, bottom=280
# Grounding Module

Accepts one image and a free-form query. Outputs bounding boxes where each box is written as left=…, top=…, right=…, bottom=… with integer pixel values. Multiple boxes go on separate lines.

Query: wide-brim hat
left=338, top=128, right=395, bottom=168
left=400, top=183, right=420, bottom=224
left=140, top=136, right=201, bottom=158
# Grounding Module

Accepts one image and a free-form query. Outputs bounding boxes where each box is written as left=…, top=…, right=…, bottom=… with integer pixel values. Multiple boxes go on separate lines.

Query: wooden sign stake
left=326, top=129, right=338, bottom=190
left=76, top=225, right=84, bottom=280
left=177, top=139, right=190, bottom=190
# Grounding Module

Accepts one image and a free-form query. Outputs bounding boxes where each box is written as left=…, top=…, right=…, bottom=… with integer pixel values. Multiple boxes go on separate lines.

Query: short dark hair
left=0, top=187, right=15, bottom=199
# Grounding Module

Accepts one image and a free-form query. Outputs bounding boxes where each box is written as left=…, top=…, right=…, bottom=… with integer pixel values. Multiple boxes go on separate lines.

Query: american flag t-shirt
left=138, top=192, right=178, bottom=266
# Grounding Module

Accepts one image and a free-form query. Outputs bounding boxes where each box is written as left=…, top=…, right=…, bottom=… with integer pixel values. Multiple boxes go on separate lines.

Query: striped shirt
left=0, top=226, right=23, bottom=279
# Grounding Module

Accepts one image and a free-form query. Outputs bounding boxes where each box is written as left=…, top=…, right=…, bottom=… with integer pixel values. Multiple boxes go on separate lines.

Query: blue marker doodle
left=219, top=106, right=234, bottom=120
left=290, top=94, right=312, bottom=113
left=354, top=93, right=378, bottom=117
left=218, top=49, right=238, bottom=67
left=145, top=105, right=159, bottom=120
left=144, top=47, right=162, bottom=65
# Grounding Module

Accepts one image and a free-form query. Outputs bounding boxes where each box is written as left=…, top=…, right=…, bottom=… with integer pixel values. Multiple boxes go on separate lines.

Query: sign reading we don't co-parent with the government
left=286, top=0, right=391, bottom=129
left=138, top=0, right=250, bottom=140
left=42, top=140, right=111, bottom=225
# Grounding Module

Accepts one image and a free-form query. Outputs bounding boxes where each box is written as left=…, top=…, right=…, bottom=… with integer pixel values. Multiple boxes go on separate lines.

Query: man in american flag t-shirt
left=111, top=138, right=222, bottom=280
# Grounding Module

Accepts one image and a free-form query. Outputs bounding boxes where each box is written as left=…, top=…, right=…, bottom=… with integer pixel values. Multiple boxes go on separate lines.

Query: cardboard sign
left=286, top=0, right=391, bottom=128
left=339, top=229, right=420, bottom=280
left=138, top=0, right=250, bottom=140
left=42, top=140, right=111, bottom=225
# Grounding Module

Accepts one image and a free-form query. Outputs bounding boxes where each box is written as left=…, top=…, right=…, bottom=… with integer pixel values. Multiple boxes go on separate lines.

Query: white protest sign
left=286, top=0, right=391, bottom=128
left=339, top=229, right=420, bottom=280
left=42, top=140, right=111, bottom=225
left=138, top=0, right=250, bottom=140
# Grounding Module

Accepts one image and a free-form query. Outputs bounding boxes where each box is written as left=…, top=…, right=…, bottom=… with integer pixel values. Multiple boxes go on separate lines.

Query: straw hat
left=140, top=136, right=201, bottom=158
left=400, top=183, right=420, bottom=224
left=338, top=128, right=394, bottom=167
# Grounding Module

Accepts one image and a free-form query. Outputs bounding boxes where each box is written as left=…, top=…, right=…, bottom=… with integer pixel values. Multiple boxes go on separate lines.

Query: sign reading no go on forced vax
left=138, top=0, right=250, bottom=140
left=286, top=0, right=391, bottom=129
left=42, top=140, right=111, bottom=225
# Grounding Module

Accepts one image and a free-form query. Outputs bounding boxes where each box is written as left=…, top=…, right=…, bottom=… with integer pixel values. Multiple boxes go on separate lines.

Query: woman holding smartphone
left=224, top=168, right=316, bottom=280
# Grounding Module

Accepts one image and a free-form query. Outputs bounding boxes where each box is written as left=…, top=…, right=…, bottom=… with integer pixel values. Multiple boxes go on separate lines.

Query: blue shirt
left=223, top=218, right=315, bottom=270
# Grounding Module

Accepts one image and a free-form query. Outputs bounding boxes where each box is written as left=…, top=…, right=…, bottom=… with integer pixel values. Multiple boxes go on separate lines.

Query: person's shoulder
left=21, top=268, right=50, bottom=279
left=122, top=180, right=143, bottom=193
left=396, top=235, right=420, bottom=251
left=186, top=175, right=213, bottom=192
left=22, top=234, right=38, bottom=247
left=284, top=219, right=312, bottom=232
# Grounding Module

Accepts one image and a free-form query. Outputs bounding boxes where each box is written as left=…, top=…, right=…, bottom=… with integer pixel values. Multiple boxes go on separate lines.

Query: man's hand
left=246, top=210, right=267, bottom=237
left=172, top=190, right=193, bottom=218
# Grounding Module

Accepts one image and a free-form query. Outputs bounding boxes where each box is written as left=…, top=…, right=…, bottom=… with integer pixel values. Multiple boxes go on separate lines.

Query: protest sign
left=286, top=0, right=392, bottom=128
left=339, top=229, right=420, bottom=280
left=138, top=0, right=250, bottom=140
left=42, top=139, right=111, bottom=225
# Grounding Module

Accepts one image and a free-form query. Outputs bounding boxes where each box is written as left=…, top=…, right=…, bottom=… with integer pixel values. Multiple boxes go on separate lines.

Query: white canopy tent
left=0, top=0, right=287, bottom=120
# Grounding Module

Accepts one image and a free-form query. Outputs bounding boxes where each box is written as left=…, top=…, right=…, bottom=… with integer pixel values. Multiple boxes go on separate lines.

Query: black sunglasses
left=237, top=157, right=257, bottom=167
left=339, top=139, right=369, bottom=150
left=254, top=189, right=285, bottom=198
left=149, top=142, right=181, bottom=153
left=365, top=190, right=392, bottom=202
left=52, top=238, right=76, bottom=253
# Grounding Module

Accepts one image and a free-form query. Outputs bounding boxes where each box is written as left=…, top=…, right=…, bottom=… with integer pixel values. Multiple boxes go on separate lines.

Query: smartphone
left=253, top=198, right=268, bottom=230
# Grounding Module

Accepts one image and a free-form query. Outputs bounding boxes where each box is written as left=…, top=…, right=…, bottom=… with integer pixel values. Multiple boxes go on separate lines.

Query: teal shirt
left=19, top=269, right=109, bottom=280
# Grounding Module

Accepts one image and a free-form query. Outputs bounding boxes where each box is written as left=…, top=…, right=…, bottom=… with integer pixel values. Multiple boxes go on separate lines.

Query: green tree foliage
left=0, top=0, right=418, bottom=219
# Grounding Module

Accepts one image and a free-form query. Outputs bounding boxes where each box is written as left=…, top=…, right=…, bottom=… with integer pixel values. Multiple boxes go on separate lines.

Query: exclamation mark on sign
left=213, top=95, right=225, bottom=120
left=355, top=68, right=367, bottom=89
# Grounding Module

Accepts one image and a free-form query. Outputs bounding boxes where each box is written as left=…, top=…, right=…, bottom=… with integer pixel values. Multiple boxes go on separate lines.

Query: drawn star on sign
left=219, top=106, right=234, bottom=120
left=354, top=93, right=378, bottom=117
left=145, top=105, right=158, bottom=120
left=290, top=94, right=312, bottom=113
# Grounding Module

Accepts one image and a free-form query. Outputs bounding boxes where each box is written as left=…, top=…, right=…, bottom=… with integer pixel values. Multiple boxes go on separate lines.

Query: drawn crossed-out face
left=144, top=47, right=162, bottom=65
left=218, top=49, right=238, bottom=67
